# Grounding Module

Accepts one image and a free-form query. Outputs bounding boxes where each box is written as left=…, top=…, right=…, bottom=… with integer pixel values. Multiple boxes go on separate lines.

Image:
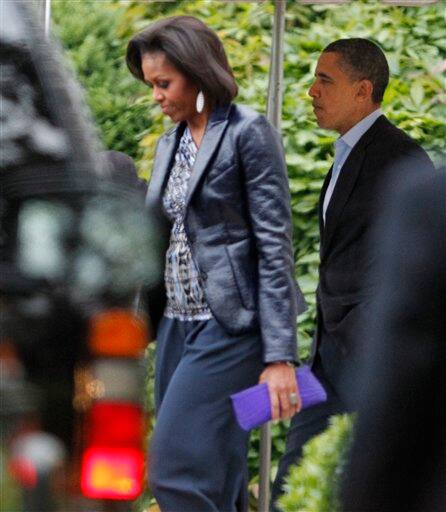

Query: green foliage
left=278, top=414, right=355, bottom=512
left=51, top=0, right=151, bottom=160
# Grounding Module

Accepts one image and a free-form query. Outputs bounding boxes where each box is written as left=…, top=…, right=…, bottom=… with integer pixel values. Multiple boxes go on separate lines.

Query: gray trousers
left=149, top=316, right=263, bottom=512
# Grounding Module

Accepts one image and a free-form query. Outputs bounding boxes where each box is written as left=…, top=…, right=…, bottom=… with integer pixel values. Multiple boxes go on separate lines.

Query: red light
left=80, top=402, right=145, bottom=500
left=87, top=403, right=144, bottom=446
left=8, top=457, right=38, bottom=488
left=81, top=447, right=144, bottom=500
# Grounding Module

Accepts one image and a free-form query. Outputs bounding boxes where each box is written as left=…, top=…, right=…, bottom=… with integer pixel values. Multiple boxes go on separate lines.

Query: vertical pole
left=258, top=422, right=273, bottom=511
left=266, top=0, right=286, bottom=130
left=259, top=1, right=286, bottom=511
left=44, top=0, right=51, bottom=38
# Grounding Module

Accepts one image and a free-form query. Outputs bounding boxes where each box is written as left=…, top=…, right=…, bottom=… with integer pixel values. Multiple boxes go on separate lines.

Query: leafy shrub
left=51, top=0, right=151, bottom=161
left=278, top=414, right=355, bottom=512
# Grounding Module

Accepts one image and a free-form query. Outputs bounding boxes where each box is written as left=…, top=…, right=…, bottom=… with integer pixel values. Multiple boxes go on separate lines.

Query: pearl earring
left=196, top=90, right=205, bottom=114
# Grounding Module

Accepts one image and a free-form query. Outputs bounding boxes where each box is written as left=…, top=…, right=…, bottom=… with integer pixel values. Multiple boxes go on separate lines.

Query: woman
left=126, top=16, right=305, bottom=511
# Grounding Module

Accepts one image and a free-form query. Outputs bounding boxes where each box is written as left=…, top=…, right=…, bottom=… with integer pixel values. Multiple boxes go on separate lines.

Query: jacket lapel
left=145, top=124, right=183, bottom=210
left=184, top=104, right=231, bottom=207
left=319, top=165, right=332, bottom=246
left=320, top=116, right=385, bottom=260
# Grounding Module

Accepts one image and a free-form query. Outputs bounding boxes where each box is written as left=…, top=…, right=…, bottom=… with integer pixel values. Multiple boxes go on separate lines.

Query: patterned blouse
left=162, top=127, right=213, bottom=321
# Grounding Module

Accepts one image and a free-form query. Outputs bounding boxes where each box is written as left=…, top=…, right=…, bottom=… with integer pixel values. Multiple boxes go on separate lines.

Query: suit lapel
left=145, top=125, right=183, bottom=210
left=184, top=105, right=231, bottom=207
left=321, top=149, right=366, bottom=258
left=320, top=115, right=385, bottom=260
left=319, top=165, right=333, bottom=246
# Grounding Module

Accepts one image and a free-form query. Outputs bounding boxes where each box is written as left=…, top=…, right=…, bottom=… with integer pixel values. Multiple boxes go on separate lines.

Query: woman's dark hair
left=126, top=16, right=238, bottom=106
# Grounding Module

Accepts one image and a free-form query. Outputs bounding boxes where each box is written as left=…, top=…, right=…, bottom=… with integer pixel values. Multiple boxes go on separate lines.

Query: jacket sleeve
left=238, top=114, right=299, bottom=363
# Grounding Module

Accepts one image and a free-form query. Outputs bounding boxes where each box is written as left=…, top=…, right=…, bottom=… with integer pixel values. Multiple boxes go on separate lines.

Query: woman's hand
left=259, top=362, right=302, bottom=421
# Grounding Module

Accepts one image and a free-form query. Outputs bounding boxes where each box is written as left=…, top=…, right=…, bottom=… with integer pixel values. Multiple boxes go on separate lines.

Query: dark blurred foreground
left=1, top=2, right=161, bottom=510
left=341, top=168, right=446, bottom=512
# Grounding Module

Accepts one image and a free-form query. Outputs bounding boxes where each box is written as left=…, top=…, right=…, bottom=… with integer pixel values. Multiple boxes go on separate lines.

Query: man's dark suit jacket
left=145, top=104, right=306, bottom=363
left=313, top=115, right=434, bottom=401
left=341, top=170, right=446, bottom=512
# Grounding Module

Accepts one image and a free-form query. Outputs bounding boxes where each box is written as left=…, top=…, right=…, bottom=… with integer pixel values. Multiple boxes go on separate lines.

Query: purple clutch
left=230, top=365, right=327, bottom=431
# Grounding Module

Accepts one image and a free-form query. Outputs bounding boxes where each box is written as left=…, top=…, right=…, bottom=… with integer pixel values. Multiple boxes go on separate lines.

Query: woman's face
left=141, top=52, right=199, bottom=123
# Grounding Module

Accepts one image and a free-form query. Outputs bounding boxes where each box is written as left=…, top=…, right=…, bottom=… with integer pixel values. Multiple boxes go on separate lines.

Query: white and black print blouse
left=162, top=127, right=213, bottom=321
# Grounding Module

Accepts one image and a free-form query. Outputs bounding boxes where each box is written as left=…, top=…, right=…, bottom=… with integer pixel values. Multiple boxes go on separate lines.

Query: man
left=342, top=169, right=446, bottom=512
left=272, top=38, right=434, bottom=507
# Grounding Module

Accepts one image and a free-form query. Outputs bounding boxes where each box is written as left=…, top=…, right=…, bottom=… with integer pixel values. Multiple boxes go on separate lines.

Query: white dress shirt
left=323, top=108, right=383, bottom=222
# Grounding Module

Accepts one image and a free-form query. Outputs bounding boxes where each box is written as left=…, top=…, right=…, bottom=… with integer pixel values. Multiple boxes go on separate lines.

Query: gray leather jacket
left=146, top=103, right=306, bottom=363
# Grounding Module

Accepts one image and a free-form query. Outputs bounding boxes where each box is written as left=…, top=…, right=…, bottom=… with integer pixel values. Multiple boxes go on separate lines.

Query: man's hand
left=259, top=362, right=302, bottom=421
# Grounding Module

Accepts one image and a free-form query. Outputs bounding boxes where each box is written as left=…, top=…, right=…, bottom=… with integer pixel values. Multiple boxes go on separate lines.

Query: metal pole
left=259, top=2, right=286, bottom=511
left=44, top=0, right=51, bottom=38
left=266, top=0, right=286, bottom=130
left=258, top=422, right=273, bottom=511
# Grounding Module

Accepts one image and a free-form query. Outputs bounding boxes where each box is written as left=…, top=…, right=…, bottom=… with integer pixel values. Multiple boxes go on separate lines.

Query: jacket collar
left=184, top=103, right=231, bottom=206
left=145, top=103, right=232, bottom=209
left=320, top=115, right=387, bottom=260
left=145, top=123, right=183, bottom=210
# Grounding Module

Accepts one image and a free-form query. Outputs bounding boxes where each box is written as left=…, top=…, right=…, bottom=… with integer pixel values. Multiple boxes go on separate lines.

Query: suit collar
left=209, top=103, right=232, bottom=123
left=320, top=114, right=386, bottom=260
left=319, top=165, right=332, bottom=244
left=184, top=103, right=232, bottom=206
left=340, top=107, right=383, bottom=149
left=145, top=123, right=184, bottom=209
left=145, top=103, right=233, bottom=209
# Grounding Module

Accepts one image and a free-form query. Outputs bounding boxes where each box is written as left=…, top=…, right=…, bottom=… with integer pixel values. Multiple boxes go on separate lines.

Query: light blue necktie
left=323, top=139, right=350, bottom=222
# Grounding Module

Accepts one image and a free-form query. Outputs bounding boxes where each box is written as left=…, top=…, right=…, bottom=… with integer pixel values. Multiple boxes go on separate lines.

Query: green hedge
left=278, top=414, right=355, bottom=512
left=52, top=0, right=445, bottom=507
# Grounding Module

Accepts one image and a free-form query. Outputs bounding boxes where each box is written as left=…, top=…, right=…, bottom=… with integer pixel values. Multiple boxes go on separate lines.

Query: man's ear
left=356, top=79, right=374, bottom=103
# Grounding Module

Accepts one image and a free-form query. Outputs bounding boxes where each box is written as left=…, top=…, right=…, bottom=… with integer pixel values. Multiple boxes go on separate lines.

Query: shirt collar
left=339, top=107, right=383, bottom=150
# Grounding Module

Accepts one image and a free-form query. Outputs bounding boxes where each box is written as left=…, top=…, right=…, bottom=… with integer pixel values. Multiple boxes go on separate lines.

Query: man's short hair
left=323, top=38, right=389, bottom=103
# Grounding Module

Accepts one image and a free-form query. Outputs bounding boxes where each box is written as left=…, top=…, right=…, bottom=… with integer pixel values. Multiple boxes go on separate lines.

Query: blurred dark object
left=0, top=1, right=161, bottom=509
left=0, top=0, right=160, bottom=308
left=103, top=150, right=147, bottom=198
left=341, top=168, right=446, bottom=512
left=75, top=309, right=149, bottom=503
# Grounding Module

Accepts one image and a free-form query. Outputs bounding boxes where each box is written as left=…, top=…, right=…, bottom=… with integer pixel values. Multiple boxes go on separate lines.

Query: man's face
left=309, top=52, right=362, bottom=135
